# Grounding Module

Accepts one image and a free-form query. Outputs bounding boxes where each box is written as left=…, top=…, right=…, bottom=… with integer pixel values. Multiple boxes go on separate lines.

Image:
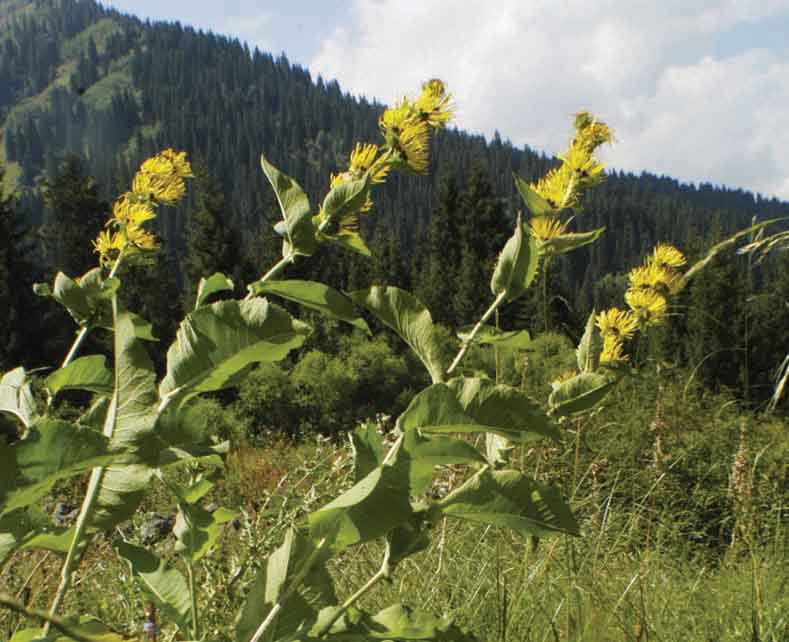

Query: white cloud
left=310, top=0, right=789, bottom=199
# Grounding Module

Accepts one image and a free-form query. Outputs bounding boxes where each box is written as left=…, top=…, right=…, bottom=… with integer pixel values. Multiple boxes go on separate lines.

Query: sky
left=103, top=0, right=789, bottom=201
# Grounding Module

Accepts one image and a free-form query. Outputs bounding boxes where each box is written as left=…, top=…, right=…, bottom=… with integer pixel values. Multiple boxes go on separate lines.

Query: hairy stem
left=187, top=562, right=199, bottom=640
left=447, top=291, right=507, bottom=375
left=315, top=566, right=388, bottom=638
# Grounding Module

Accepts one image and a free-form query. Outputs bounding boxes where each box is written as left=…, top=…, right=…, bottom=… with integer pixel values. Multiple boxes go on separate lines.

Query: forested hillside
left=1, top=0, right=788, bottom=404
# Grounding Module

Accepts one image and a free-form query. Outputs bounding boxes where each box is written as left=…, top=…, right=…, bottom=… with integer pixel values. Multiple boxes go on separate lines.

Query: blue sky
left=103, top=1, right=789, bottom=201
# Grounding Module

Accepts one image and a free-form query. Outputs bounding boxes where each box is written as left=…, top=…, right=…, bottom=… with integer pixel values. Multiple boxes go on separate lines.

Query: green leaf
left=48, top=269, right=114, bottom=329
left=449, top=378, right=561, bottom=442
left=485, top=433, right=513, bottom=468
left=456, top=325, right=531, bottom=350
left=349, top=423, right=385, bottom=483
left=235, top=529, right=336, bottom=642
left=88, top=312, right=159, bottom=531
left=20, top=527, right=75, bottom=554
left=576, top=312, right=603, bottom=373
left=385, top=510, right=431, bottom=569
left=439, top=468, right=579, bottom=537
left=196, top=272, right=235, bottom=309
left=0, top=367, right=36, bottom=429
left=548, top=372, right=616, bottom=417
left=261, top=154, right=316, bottom=257
left=514, top=174, right=553, bottom=216
left=306, top=604, right=478, bottom=641
left=320, top=176, right=370, bottom=227
left=542, top=227, right=605, bottom=256
left=490, top=213, right=540, bottom=302
left=115, top=540, right=192, bottom=633
left=160, top=298, right=310, bottom=408
left=320, top=229, right=371, bottom=257
left=173, top=501, right=237, bottom=564
left=0, top=421, right=115, bottom=517
left=396, top=384, right=475, bottom=434
left=46, top=356, right=113, bottom=398
left=402, top=430, right=485, bottom=495
left=0, top=507, right=51, bottom=564
left=250, top=280, right=370, bottom=333
left=349, top=286, right=445, bottom=383
left=129, top=312, right=157, bottom=341
left=309, top=458, right=413, bottom=552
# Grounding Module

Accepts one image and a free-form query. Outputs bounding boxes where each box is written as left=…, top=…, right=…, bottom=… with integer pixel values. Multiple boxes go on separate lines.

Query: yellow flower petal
left=595, top=308, right=638, bottom=340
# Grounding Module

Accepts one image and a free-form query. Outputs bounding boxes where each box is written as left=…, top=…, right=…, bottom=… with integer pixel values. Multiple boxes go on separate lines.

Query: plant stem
left=43, top=284, right=123, bottom=634
left=245, top=251, right=296, bottom=300
left=187, top=562, right=199, bottom=641
left=315, top=566, right=388, bottom=638
left=447, top=291, right=507, bottom=375
left=249, top=538, right=328, bottom=642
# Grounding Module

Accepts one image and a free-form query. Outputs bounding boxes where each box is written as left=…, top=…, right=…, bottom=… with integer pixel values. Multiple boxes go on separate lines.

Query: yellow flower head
left=380, top=100, right=418, bottom=133
left=93, top=230, right=127, bottom=266
left=628, top=262, right=681, bottom=295
left=574, top=112, right=613, bottom=153
left=529, top=215, right=568, bottom=242
left=132, top=149, right=192, bottom=205
left=349, top=143, right=390, bottom=184
left=600, top=335, right=628, bottom=365
left=111, top=193, right=156, bottom=227
left=625, top=288, right=667, bottom=327
left=532, top=163, right=577, bottom=211
left=415, top=78, right=454, bottom=128
left=125, top=224, right=159, bottom=251
left=595, top=307, right=638, bottom=340
left=398, top=119, right=430, bottom=173
left=651, top=243, right=686, bottom=270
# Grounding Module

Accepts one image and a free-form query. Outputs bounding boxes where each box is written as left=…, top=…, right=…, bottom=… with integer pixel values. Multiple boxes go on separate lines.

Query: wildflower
left=111, top=193, right=156, bottom=227
left=125, top=225, right=159, bottom=251
left=414, top=78, right=454, bottom=128
left=93, top=229, right=126, bottom=265
left=132, top=149, right=193, bottom=205
left=600, top=335, right=628, bottom=365
left=532, top=164, right=577, bottom=210
left=628, top=262, right=681, bottom=295
left=573, top=112, right=613, bottom=153
left=595, top=308, right=638, bottom=340
left=625, top=288, right=667, bottom=327
left=380, top=100, right=417, bottom=134
left=349, top=143, right=390, bottom=184
left=398, top=120, right=430, bottom=173
left=651, top=243, right=686, bottom=270
left=529, top=215, right=568, bottom=242
left=551, top=369, right=577, bottom=389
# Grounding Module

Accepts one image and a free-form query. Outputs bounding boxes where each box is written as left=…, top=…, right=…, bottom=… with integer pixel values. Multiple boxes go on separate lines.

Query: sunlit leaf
left=439, top=468, right=579, bottom=537
left=0, top=367, right=36, bottom=429
left=196, top=272, right=235, bottom=309
left=548, top=372, right=616, bottom=417
left=250, top=280, right=369, bottom=332
left=349, top=286, right=445, bottom=383
left=542, top=227, right=605, bottom=256
left=490, top=213, right=539, bottom=302
left=514, top=174, right=553, bottom=217
left=261, top=154, right=316, bottom=257
left=576, top=312, right=602, bottom=373
left=46, top=356, right=113, bottom=398
left=456, top=325, right=531, bottom=350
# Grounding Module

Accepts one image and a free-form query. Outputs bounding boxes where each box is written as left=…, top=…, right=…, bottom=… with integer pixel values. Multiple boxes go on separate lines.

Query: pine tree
left=0, top=165, right=27, bottom=368
left=183, top=162, right=243, bottom=303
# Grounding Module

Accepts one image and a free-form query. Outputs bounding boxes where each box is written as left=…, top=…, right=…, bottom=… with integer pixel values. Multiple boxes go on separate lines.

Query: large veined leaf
left=385, top=510, right=431, bottom=570
left=0, top=506, right=51, bottom=564
left=160, top=298, right=310, bottom=408
left=46, top=356, right=113, bottom=398
left=456, top=325, right=531, bottom=350
left=490, top=213, right=540, bottom=302
left=88, top=312, right=159, bottom=531
left=541, top=227, right=605, bottom=257
left=514, top=174, right=553, bottom=217
left=438, top=468, right=579, bottom=537
left=0, top=367, right=36, bottom=429
left=250, top=280, right=370, bottom=333
left=548, top=372, right=616, bottom=417
left=261, top=154, right=317, bottom=257
left=349, top=286, right=445, bottom=384
left=395, top=384, right=474, bottom=434
left=0, top=421, right=114, bottom=517
left=235, top=529, right=336, bottom=642
left=319, top=228, right=371, bottom=257
left=402, top=430, right=486, bottom=495
left=149, top=402, right=228, bottom=469
left=349, top=423, right=385, bottom=483
left=35, top=269, right=116, bottom=329
left=449, top=377, right=560, bottom=443
left=173, top=502, right=237, bottom=563
left=320, top=176, right=370, bottom=229
left=114, top=540, right=192, bottom=633
left=195, top=272, right=234, bottom=309
left=303, top=604, right=478, bottom=641
left=309, top=458, right=413, bottom=552
left=576, top=312, right=603, bottom=373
